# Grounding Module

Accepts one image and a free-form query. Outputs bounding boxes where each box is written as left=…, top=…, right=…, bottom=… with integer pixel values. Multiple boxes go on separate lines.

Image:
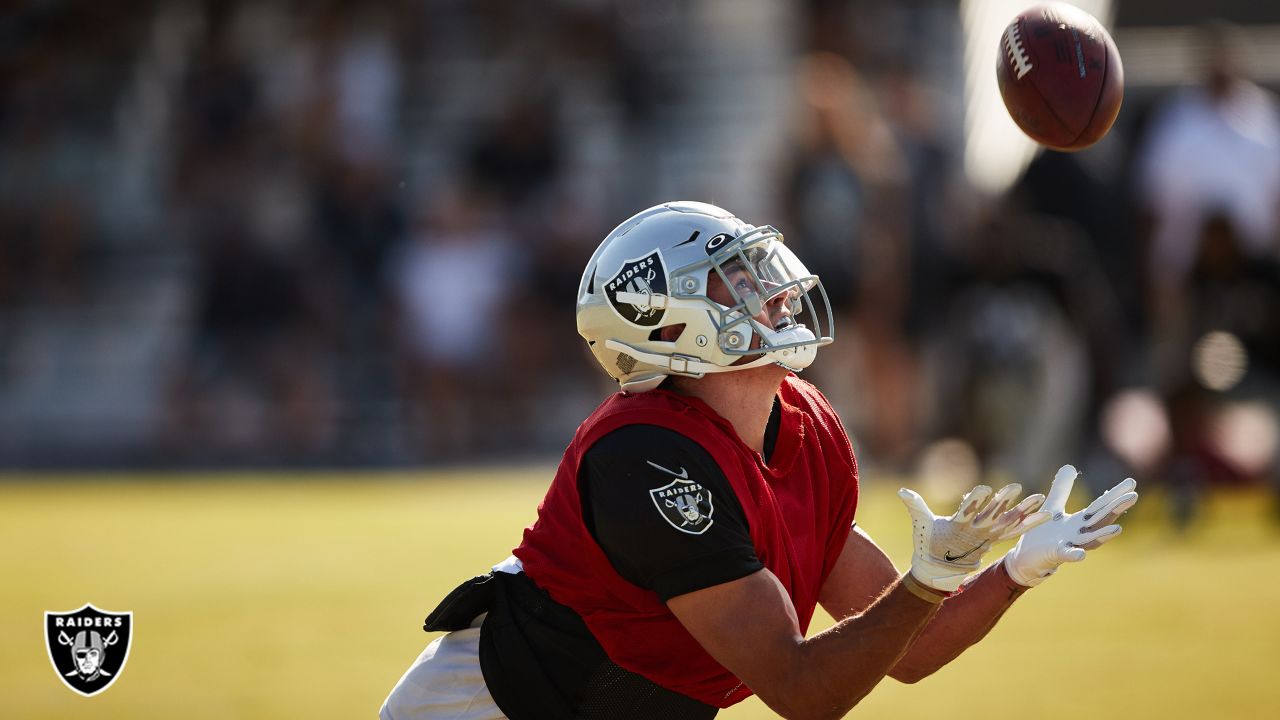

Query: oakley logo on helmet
left=703, top=232, right=733, bottom=254
left=45, top=603, right=133, bottom=697
left=648, top=460, right=715, bottom=535
left=605, top=251, right=668, bottom=327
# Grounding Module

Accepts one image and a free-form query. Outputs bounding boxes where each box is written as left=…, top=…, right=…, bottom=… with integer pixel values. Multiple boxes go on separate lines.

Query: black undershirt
left=578, top=400, right=781, bottom=600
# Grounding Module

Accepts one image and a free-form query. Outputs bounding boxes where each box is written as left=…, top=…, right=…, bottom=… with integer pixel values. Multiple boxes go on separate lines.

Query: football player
left=380, top=201, right=1138, bottom=720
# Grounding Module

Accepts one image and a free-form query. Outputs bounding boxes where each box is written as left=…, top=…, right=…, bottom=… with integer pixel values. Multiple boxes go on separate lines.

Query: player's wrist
left=902, top=571, right=952, bottom=604
left=909, top=561, right=973, bottom=593
left=1001, top=552, right=1046, bottom=588
left=995, top=554, right=1036, bottom=592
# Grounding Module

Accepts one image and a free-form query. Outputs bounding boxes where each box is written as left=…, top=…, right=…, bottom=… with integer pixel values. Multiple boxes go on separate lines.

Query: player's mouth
left=773, top=315, right=797, bottom=332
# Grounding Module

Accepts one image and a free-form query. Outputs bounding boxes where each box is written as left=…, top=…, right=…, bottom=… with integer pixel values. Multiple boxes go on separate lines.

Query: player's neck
left=669, top=365, right=786, bottom=455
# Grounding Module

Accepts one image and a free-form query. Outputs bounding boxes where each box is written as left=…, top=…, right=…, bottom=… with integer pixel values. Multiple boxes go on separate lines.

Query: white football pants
left=379, top=613, right=507, bottom=720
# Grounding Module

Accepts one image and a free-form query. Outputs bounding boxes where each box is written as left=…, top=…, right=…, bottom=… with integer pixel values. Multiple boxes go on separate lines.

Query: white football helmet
left=577, top=201, right=834, bottom=392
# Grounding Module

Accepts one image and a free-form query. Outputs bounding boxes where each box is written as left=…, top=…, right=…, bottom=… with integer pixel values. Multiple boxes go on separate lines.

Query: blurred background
left=2, top=0, right=1280, bottom=716
left=3, top=0, right=1280, bottom=520
left=0, top=0, right=1278, bottom=502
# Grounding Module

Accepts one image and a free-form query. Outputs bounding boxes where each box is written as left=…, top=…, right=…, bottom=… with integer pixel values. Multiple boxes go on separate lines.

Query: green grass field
left=2, top=469, right=1278, bottom=719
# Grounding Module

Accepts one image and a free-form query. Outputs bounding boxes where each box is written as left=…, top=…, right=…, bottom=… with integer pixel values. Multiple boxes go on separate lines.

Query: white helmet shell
left=577, top=201, right=834, bottom=392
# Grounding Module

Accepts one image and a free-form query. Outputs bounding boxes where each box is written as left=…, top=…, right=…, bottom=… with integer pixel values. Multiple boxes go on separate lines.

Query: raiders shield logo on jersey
left=45, top=603, right=133, bottom=697
left=647, top=460, right=715, bottom=534
left=605, top=250, right=668, bottom=327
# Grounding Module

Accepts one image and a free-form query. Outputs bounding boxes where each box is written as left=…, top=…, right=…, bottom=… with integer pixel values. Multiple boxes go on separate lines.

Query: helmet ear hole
left=653, top=324, right=686, bottom=342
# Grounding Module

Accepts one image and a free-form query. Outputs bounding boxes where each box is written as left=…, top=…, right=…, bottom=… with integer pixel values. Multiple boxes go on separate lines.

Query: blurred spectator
left=311, top=158, right=405, bottom=329
left=1186, top=216, right=1280, bottom=379
left=780, top=51, right=916, bottom=468
left=1013, top=149, right=1144, bottom=498
left=1129, top=21, right=1280, bottom=521
left=520, top=192, right=607, bottom=380
left=1019, top=147, right=1140, bottom=342
left=0, top=192, right=91, bottom=311
left=0, top=25, right=99, bottom=312
left=167, top=217, right=337, bottom=461
left=466, top=94, right=563, bottom=213
left=329, top=10, right=402, bottom=166
left=1135, top=21, right=1280, bottom=361
left=256, top=4, right=404, bottom=167
left=172, top=10, right=259, bottom=207
left=29, top=192, right=91, bottom=306
left=390, top=182, right=521, bottom=460
left=0, top=207, right=14, bottom=309
left=880, top=62, right=964, bottom=344
left=1156, top=215, right=1280, bottom=525
left=920, top=209, right=1092, bottom=490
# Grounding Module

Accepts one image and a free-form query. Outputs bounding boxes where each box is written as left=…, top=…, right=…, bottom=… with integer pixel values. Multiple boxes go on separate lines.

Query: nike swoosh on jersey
left=646, top=460, right=689, bottom=479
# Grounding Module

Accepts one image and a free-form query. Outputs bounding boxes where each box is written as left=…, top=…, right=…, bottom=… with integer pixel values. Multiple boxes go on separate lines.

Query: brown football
left=997, top=2, right=1123, bottom=151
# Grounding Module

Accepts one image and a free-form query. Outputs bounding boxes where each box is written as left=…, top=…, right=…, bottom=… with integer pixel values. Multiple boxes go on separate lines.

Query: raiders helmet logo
left=605, top=251, right=668, bottom=327
left=45, top=603, right=133, bottom=697
left=647, top=460, right=715, bottom=535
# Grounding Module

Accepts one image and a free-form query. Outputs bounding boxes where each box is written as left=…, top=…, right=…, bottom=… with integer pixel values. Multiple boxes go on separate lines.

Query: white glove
left=1003, top=465, right=1138, bottom=588
left=899, top=483, right=1048, bottom=592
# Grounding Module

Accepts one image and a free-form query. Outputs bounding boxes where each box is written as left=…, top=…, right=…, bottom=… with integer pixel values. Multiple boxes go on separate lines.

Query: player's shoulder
left=587, top=423, right=715, bottom=466
left=581, top=422, right=739, bottom=517
left=589, top=388, right=703, bottom=426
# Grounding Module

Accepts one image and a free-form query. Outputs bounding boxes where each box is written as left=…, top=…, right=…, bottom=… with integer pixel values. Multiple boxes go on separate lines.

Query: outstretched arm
left=900, top=466, right=1139, bottom=679
left=670, top=483, right=1039, bottom=719
left=670, top=567, right=944, bottom=720
left=891, top=560, right=1028, bottom=682
left=817, top=526, right=1029, bottom=684
left=821, top=467, right=1138, bottom=683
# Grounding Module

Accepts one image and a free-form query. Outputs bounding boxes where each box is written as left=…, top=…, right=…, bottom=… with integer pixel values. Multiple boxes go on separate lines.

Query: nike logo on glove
left=944, top=543, right=986, bottom=562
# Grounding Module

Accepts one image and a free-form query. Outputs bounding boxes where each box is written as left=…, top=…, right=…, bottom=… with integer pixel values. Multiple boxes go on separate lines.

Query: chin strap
left=604, top=339, right=778, bottom=377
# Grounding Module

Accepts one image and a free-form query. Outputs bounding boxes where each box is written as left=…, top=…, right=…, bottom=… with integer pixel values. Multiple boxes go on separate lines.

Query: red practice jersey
left=514, top=374, right=859, bottom=707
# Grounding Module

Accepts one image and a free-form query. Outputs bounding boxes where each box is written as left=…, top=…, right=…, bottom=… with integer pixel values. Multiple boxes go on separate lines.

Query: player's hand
left=1002, top=465, right=1138, bottom=588
left=898, top=483, right=1048, bottom=592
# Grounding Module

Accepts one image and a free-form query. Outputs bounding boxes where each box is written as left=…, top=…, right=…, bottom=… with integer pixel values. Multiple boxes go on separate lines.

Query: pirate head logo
left=605, top=251, right=668, bottom=327
left=647, top=460, right=715, bottom=535
left=45, top=604, right=132, bottom=696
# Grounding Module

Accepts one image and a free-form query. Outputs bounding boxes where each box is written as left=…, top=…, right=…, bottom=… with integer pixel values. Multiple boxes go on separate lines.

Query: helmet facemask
left=671, top=227, right=832, bottom=373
